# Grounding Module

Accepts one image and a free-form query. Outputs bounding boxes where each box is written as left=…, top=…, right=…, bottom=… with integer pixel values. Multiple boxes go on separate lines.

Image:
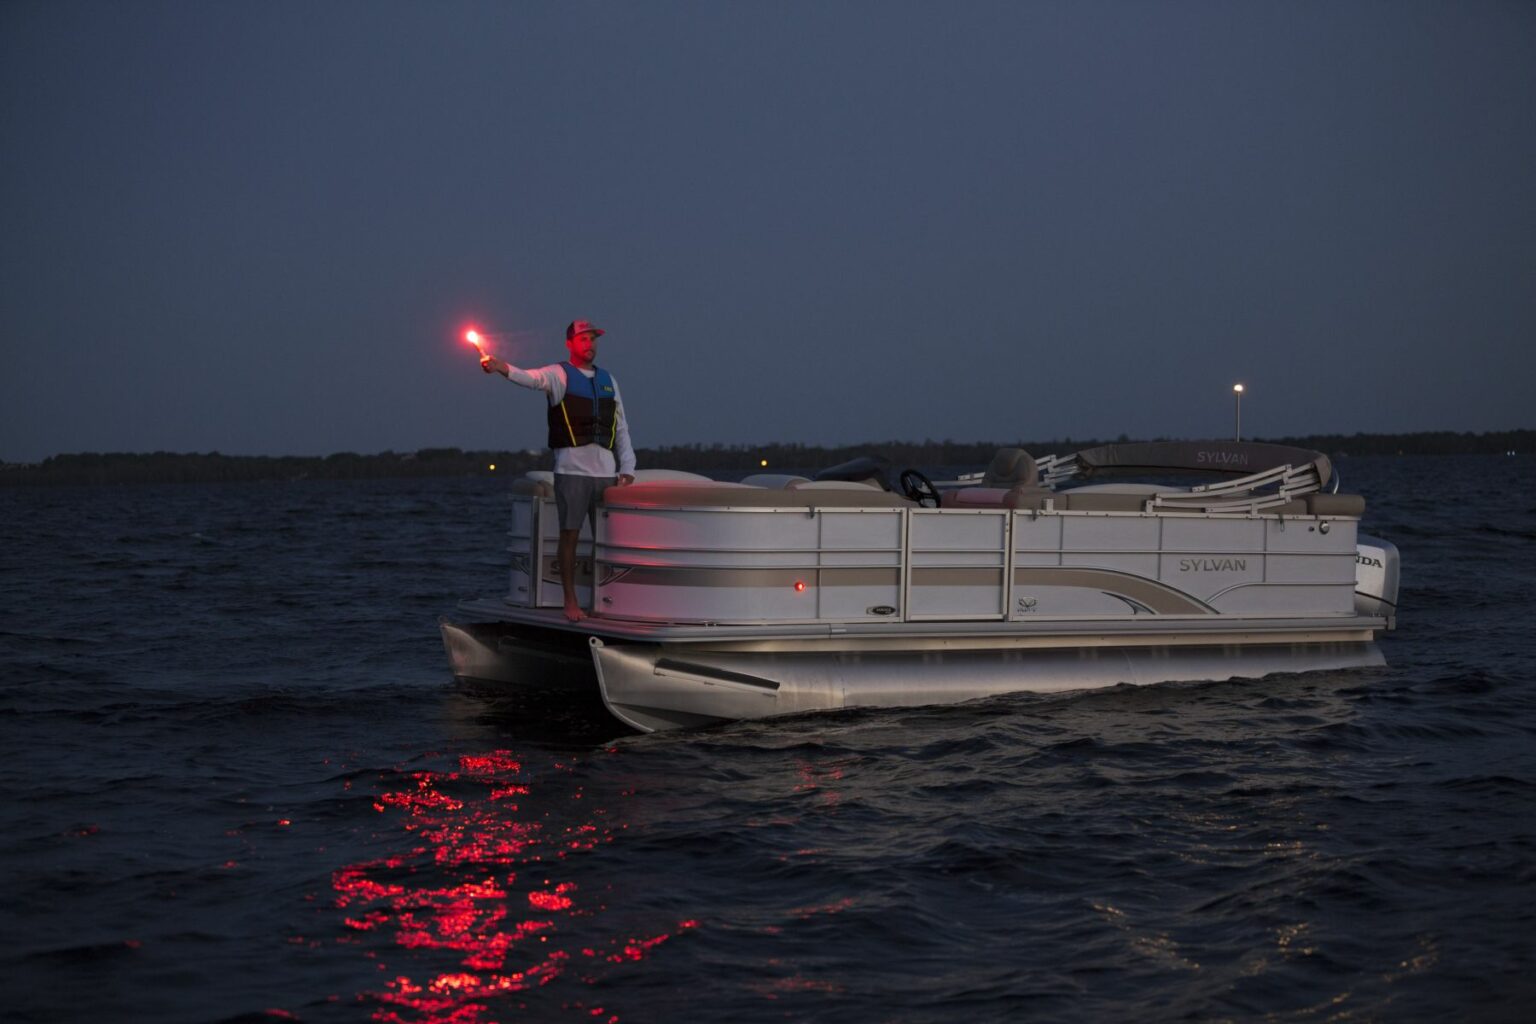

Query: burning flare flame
left=464, top=328, right=489, bottom=366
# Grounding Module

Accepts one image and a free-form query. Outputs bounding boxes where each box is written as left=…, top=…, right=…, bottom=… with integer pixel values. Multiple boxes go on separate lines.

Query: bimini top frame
left=948, top=441, right=1347, bottom=516
left=1039, top=440, right=1331, bottom=487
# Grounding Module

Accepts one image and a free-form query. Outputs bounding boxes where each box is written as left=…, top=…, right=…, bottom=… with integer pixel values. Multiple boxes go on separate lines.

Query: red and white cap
left=566, top=320, right=605, bottom=340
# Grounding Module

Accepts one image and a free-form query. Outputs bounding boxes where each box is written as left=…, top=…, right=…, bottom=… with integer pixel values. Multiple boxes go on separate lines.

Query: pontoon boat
left=442, top=441, right=1400, bottom=732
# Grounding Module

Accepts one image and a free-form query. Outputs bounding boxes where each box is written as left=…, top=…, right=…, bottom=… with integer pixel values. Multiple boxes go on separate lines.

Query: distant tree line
left=0, top=448, right=546, bottom=486
left=2, top=430, right=1530, bottom=486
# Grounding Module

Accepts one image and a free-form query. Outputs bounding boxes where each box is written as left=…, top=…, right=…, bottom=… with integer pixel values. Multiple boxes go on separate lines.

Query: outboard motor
left=813, top=455, right=891, bottom=490
left=1355, top=534, right=1400, bottom=626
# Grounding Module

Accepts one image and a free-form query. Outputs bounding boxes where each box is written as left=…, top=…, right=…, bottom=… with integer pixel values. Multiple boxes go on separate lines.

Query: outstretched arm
left=480, top=358, right=564, bottom=397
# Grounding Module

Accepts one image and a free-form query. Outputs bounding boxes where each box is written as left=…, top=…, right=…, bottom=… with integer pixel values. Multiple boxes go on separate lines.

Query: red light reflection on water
left=793, top=759, right=845, bottom=809
left=329, top=750, right=693, bottom=1022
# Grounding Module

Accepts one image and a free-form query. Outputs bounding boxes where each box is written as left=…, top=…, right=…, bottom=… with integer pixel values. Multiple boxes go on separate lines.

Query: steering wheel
left=899, top=469, right=941, bottom=508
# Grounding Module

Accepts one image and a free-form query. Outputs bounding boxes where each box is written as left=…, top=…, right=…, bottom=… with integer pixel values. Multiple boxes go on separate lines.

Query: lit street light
left=1233, top=383, right=1245, bottom=441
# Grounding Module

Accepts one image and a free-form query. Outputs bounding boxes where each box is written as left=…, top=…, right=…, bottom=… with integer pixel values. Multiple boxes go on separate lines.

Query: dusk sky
left=3, top=1, right=1532, bottom=463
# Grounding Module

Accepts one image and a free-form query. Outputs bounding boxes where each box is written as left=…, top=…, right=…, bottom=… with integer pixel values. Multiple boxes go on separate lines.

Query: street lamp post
left=1233, top=383, right=1244, bottom=441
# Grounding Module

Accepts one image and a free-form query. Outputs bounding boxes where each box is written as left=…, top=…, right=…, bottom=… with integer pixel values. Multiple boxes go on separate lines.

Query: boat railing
left=497, top=467, right=1365, bottom=623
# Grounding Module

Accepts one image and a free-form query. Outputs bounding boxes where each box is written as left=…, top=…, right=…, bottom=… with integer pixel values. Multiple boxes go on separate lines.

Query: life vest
left=547, top=363, right=618, bottom=449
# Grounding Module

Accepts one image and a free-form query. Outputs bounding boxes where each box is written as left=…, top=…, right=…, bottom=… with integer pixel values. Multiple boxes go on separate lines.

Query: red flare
left=465, top=327, right=489, bottom=365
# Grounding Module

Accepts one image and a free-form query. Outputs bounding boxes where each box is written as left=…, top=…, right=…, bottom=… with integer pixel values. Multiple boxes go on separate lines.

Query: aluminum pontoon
left=442, top=441, right=1400, bottom=732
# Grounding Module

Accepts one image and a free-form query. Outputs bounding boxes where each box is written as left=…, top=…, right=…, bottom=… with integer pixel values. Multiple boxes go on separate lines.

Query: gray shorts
left=553, top=473, right=615, bottom=532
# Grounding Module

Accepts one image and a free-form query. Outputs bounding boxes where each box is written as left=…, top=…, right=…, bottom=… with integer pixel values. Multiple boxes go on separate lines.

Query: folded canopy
left=1068, top=441, right=1332, bottom=486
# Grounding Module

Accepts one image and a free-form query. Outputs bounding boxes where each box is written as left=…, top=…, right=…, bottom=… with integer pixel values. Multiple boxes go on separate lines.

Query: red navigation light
left=793, top=581, right=806, bottom=593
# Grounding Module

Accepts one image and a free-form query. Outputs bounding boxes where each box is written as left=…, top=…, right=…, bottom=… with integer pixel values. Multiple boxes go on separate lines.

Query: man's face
left=566, top=331, right=598, bottom=364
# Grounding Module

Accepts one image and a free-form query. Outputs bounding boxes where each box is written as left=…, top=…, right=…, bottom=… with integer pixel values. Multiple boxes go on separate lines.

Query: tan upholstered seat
left=1307, top=493, right=1366, bottom=516
left=740, top=473, right=811, bottom=488
left=603, top=481, right=913, bottom=509
left=944, top=487, right=1011, bottom=508
left=983, top=448, right=1038, bottom=488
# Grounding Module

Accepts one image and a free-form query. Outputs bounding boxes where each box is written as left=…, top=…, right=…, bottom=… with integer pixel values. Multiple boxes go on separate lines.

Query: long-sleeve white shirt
left=503, top=362, right=636, bottom=477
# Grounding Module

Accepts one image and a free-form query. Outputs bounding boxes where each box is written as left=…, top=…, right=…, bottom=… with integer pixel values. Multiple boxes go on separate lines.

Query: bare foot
left=563, top=599, right=586, bottom=622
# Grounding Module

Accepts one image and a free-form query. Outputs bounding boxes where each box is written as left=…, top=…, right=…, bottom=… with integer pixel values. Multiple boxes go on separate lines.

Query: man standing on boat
left=479, top=320, right=636, bottom=622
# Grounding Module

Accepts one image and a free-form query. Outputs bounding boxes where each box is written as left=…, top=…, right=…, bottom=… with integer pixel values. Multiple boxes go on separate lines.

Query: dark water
left=2, top=456, right=1533, bottom=1023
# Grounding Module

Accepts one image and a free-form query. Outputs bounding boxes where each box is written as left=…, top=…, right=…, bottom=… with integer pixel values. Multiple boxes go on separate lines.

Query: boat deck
left=456, top=597, right=1386, bottom=650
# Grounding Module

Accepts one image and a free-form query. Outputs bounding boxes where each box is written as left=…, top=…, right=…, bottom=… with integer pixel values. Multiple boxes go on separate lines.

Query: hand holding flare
left=466, top=328, right=506, bottom=375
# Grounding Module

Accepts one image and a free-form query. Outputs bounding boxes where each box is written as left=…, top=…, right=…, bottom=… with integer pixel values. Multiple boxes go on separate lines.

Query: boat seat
left=1123, top=492, right=1362, bottom=517
left=957, top=490, right=1366, bottom=516
left=983, top=448, right=1037, bottom=487
left=632, top=469, right=715, bottom=483
left=1067, top=483, right=1179, bottom=495
left=1307, top=493, right=1365, bottom=516
left=787, top=479, right=884, bottom=491
left=740, top=473, right=811, bottom=488
left=943, top=487, right=1011, bottom=508
left=1047, top=491, right=1362, bottom=516
left=603, top=481, right=912, bottom=509
left=1058, top=491, right=1168, bottom=512
left=944, top=485, right=1057, bottom=510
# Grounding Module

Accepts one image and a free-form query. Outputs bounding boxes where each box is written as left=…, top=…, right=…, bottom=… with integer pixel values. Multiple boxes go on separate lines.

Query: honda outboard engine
left=1355, top=534, right=1400, bottom=626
